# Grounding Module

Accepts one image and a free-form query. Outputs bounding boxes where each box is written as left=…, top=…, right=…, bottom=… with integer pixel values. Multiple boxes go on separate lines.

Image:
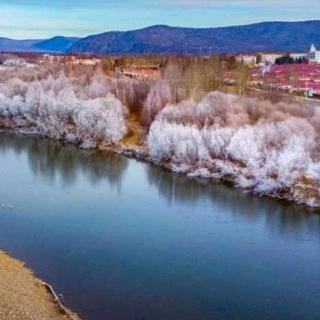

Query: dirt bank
left=0, top=251, right=80, bottom=320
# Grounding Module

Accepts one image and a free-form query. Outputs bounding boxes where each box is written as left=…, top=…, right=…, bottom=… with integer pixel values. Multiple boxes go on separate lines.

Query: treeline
left=275, top=54, right=307, bottom=65
left=101, top=55, right=251, bottom=99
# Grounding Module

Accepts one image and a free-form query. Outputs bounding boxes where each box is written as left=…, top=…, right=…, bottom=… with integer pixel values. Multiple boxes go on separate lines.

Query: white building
left=236, top=54, right=257, bottom=65
left=261, top=53, right=283, bottom=65
left=290, top=53, right=307, bottom=61
left=308, top=44, right=320, bottom=64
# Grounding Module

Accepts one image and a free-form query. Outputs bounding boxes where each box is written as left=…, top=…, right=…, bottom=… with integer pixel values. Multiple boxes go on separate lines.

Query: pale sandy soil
left=0, top=251, right=80, bottom=320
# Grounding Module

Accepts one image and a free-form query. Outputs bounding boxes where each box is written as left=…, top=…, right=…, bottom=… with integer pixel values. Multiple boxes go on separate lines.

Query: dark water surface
left=0, top=132, right=319, bottom=320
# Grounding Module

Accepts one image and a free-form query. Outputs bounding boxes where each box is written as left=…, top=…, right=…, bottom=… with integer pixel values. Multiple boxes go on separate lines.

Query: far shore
left=0, top=251, right=80, bottom=320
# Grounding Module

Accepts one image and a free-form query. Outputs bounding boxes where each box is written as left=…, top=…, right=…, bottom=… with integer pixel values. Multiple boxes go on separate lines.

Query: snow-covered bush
left=0, top=67, right=129, bottom=147
left=3, top=58, right=27, bottom=67
left=73, top=95, right=128, bottom=146
left=148, top=91, right=320, bottom=206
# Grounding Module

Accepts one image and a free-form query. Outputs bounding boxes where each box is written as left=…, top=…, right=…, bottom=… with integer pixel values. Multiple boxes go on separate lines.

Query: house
left=236, top=54, right=257, bottom=65
left=261, top=53, right=283, bottom=65
left=308, top=44, right=320, bottom=64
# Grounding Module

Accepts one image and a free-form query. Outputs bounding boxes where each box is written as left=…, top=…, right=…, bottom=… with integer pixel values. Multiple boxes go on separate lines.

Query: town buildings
left=260, top=53, right=283, bottom=65
left=251, top=63, right=320, bottom=97
left=236, top=43, right=319, bottom=67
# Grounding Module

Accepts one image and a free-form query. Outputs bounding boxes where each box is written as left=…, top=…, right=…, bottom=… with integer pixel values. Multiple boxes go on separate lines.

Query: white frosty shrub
left=147, top=91, right=320, bottom=206
left=0, top=68, right=128, bottom=146
left=73, top=94, right=128, bottom=144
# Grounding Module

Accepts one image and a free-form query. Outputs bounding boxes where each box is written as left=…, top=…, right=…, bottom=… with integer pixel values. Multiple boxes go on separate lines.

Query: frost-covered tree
left=142, top=79, right=172, bottom=128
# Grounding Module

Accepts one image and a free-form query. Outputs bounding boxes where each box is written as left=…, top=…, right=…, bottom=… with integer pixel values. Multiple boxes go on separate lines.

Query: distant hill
left=69, top=21, right=320, bottom=55
left=33, top=36, right=80, bottom=53
left=0, top=38, right=40, bottom=52
left=0, top=36, right=79, bottom=53
left=1, top=21, right=320, bottom=55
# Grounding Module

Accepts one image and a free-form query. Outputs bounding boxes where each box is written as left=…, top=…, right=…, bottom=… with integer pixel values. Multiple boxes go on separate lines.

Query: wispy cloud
left=0, top=0, right=318, bottom=39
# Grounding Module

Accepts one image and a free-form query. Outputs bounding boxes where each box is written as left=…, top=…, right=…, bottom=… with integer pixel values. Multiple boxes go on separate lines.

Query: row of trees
left=101, top=55, right=251, bottom=99
left=275, top=54, right=307, bottom=65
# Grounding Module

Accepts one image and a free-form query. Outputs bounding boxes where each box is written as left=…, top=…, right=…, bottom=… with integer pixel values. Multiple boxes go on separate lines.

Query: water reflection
left=1, top=131, right=319, bottom=238
left=0, top=132, right=128, bottom=187
left=146, top=164, right=320, bottom=238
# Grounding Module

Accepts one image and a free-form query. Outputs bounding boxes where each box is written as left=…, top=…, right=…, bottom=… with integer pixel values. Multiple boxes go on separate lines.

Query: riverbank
left=118, top=144, right=320, bottom=210
left=1, top=127, right=320, bottom=210
left=1, top=58, right=320, bottom=209
left=0, top=251, right=80, bottom=320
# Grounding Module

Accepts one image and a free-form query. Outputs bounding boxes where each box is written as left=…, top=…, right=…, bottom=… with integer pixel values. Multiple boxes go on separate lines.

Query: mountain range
left=1, top=21, right=320, bottom=55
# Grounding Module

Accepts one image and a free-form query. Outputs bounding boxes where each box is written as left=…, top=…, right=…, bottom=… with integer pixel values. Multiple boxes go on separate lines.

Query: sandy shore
left=0, top=251, right=80, bottom=320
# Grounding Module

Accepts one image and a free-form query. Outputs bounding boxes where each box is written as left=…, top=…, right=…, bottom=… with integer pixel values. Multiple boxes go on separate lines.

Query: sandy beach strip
left=0, top=251, right=80, bottom=320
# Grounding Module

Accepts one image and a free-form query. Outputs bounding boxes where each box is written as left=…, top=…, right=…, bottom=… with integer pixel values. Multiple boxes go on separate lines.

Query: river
left=0, top=132, right=319, bottom=320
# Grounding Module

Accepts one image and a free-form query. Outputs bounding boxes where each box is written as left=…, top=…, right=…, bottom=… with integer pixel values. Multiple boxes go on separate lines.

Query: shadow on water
left=146, top=163, right=320, bottom=238
left=0, top=131, right=129, bottom=188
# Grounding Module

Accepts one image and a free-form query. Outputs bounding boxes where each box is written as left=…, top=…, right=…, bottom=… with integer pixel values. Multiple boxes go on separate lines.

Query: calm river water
left=0, top=132, right=319, bottom=320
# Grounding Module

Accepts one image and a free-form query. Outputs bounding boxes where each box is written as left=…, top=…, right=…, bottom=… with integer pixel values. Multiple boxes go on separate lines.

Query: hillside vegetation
left=69, top=21, right=320, bottom=55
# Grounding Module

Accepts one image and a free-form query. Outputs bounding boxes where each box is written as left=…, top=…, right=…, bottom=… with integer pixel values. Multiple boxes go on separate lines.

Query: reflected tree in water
left=146, top=164, right=320, bottom=237
left=0, top=132, right=128, bottom=188
left=0, top=131, right=319, bottom=237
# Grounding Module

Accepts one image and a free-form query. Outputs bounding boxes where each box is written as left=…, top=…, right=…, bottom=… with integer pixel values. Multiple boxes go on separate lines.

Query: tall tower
left=309, top=44, right=318, bottom=64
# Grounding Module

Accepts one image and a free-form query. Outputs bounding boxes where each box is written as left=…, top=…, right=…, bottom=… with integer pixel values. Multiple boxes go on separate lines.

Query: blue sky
left=1, top=0, right=319, bottom=39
